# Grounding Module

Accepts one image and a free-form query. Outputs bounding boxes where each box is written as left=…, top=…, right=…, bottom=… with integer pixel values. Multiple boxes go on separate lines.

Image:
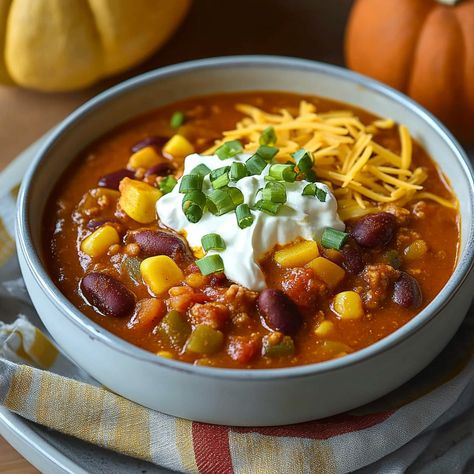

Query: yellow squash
left=0, top=0, right=191, bottom=91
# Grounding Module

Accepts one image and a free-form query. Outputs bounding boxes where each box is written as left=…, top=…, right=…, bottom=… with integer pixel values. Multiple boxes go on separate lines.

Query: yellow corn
left=128, top=146, right=161, bottom=169
left=315, top=320, right=335, bottom=337
left=140, top=255, right=184, bottom=295
left=333, top=291, right=364, bottom=320
left=404, top=239, right=428, bottom=261
left=119, top=178, right=162, bottom=224
left=157, top=351, right=174, bottom=359
left=163, top=134, right=194, bottom=157
left=306, top=257, right=345, bottom=288
left=274, top=240, right=319, bottom=267
left=80, top=225, right=119, bottom=257
left=185, top=272, right=207, bottom=289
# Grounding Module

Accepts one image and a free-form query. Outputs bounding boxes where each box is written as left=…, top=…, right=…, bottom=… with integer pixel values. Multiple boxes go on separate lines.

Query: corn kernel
left=333, top=291, right=364, bottom=320
left=163, top=134, right=194, bottom=157
left=140, top=255, right=184, bottom=295
left=185, top=272, right=207, bottom=289
left=274, top=240, right=319, bottom=267
left=315, top=320, right=335, bottom=337
left=306, top=257, right=345, bottom=288
left=128, top=146, right=161, bottom=170
left=119, top=178, right=162, bottom=224
left=80, top=225, right=120, bottom=257
left=157, top=351, right=174, bottom=359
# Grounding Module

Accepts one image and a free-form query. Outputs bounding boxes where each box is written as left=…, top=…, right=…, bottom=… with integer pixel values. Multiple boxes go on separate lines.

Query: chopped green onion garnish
left=304, top=169, right=317, bottom=182
left=170, top=111, right=185, bottom=129
left=201, top=233, right=226, bottom=251
left=253, top=199, right=282, bottom=216
left=159, top=175, right=177, bottom=194
left=210, top=166, right=230, bottom=181
left=292, top=149, right=313, bottom=172
left=302, top=183, right=326, bottom=201
left=256, top=145, right=279, bottom=161
left=264, top=175, right=277, bottom=182
left=235, top=204, right=254, bottom=229
left=215, top=140, right=243, bottom=160
left=227, top=187, right=244, bottom=206
left=268, top=163, right=297, bottom=182
left=196, top=254, right=225, bottom=275
left=230, top=162, right=248, bottom=181
left=191, top=163, right=211, bottom=177
left=246, top=154, right=267, bottom=175
left=259, top=126, right=277, bottom=146
left=211, top=172, right=230, bottom=189
left=262, top=182, right=287, bottom=204
left=182, top=191, right=206, bottom=223
left=321, top=227, right=348, bottom=250
left=179, top=174, right=203, bottom=193
left=207, top=189, right=235, bottom=216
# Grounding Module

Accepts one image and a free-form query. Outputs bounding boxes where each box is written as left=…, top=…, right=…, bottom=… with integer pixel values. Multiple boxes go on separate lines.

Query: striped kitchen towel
left=1, top=141, right=474, bottom=473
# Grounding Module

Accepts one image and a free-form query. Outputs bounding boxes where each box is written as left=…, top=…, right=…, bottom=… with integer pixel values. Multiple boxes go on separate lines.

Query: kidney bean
left=257, top=289, right=302, bottom=335
left=392, top=272, right=422, bottom=309
left=131, top=136, right=167, bottom=153
left=145, top=163, right=175, bottom=177
left=351, top=212, right=396, bottom=248
left=341, top=245, right=365, bottom=274
left=98, top=169, right=135, bottom=190
left=133, top=230, right=186, bottom=257
left=81, top=272, right=135, bottom=317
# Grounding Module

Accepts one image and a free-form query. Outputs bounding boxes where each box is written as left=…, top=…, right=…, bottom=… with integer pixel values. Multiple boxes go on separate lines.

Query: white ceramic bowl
left=16, top=56, right=474, bottom=426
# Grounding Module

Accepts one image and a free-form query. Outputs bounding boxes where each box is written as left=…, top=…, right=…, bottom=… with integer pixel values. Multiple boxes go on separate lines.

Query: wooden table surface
left=0, top=1, right=351, bottom=471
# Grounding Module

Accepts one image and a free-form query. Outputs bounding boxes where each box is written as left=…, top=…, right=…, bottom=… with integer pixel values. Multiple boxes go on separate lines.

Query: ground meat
left=411, top=201, right=427, bottom=219
left=362, top=264, right=400, bottom=309
left=395, top=228, right=421, bottom=247
left=189, top=302, right=229, bottom=329
left=167, top=286, right=207, bottom=313
left=221, top=284, right=258, bottom=314
left=281, top=267, right=327, bottom=308
left=227, top=335, right=261, bottom=364
left=382, top=204, right=411, bottom=226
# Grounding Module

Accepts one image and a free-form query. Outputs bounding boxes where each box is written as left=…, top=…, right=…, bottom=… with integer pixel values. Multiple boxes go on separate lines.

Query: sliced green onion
left=210, top=166, right=230, bottom=181
left=215, top=140, right=243, bottom=160
left=196, top=254, right=225, bottom=275
left=259, top=126, right=277, bottom=146
left=211, top=172, right=230, bottom=189
left=201, top=233, right=226, bottom=251
left=315, top=187, right=327, bottom=202
left=268, top=163, right=297, bottom=182
left=207, top=189, right=235, bottom=216
left=230, top=162, right=248, bottom=181
left=227, top=187, right=244, bottom=206
left=159, top=175, right=177, bottom=194
left=256, top=145, right=279, bottom=161
left=264, top=175, right=277, bottom=182
left=304, top=169, right=317, bottom=183
left=246, top=154, right=268, bottom=175
left=182, top=190, right=206, bottom=223
left=170, top=111, right=185, bottom=129
left=292, top=149, right=313, bottom=172
left=191, top=163, right=211, bottom=177
left=302, top=183, right=327, bottom=202
left=262, top=182, right=287, bottom=204
left=235, top=203, right=254, bottom=229
left=253, top=199, right=282, bottom=216
left=321, top=227, right=349, bottom=250
left=179, top=174, right=203, bottom=193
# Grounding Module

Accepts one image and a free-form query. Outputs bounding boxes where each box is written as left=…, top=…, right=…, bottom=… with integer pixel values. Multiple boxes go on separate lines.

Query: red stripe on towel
left=192, top=422, right=233, bottom=474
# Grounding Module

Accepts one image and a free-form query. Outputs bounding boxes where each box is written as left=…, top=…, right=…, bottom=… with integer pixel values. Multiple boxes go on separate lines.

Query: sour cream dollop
left=156, top=153, right=344, bottom=290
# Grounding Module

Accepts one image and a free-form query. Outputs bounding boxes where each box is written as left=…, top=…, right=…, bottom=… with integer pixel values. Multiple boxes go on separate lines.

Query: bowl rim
left=16, top=55, right=474, bottom=381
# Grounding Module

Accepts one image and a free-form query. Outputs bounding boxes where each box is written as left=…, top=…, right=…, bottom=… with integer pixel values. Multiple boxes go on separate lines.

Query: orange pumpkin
left=345, top=0, right=474, bottom=142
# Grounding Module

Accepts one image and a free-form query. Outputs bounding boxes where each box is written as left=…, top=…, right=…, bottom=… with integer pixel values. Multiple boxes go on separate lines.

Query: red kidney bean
left=392, top=272, right=422, bottom=309
left=131, top=136, right=167, bottom=153
left=341, top=245, right=365, bottom=274
left=80, top=273, right=135, bottom=317
left=98, top=169, right=135, bottom=190
left=257, top=289, right=302, bottom=335
left=133, top=230, right=187, bottom=257
left=144, top=163, right=175, bottom=177
left=351, top=212, right=396, bottom=248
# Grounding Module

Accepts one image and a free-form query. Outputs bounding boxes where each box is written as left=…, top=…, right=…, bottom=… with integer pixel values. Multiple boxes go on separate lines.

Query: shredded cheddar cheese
left=204, top=101, right=457, bottom=219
